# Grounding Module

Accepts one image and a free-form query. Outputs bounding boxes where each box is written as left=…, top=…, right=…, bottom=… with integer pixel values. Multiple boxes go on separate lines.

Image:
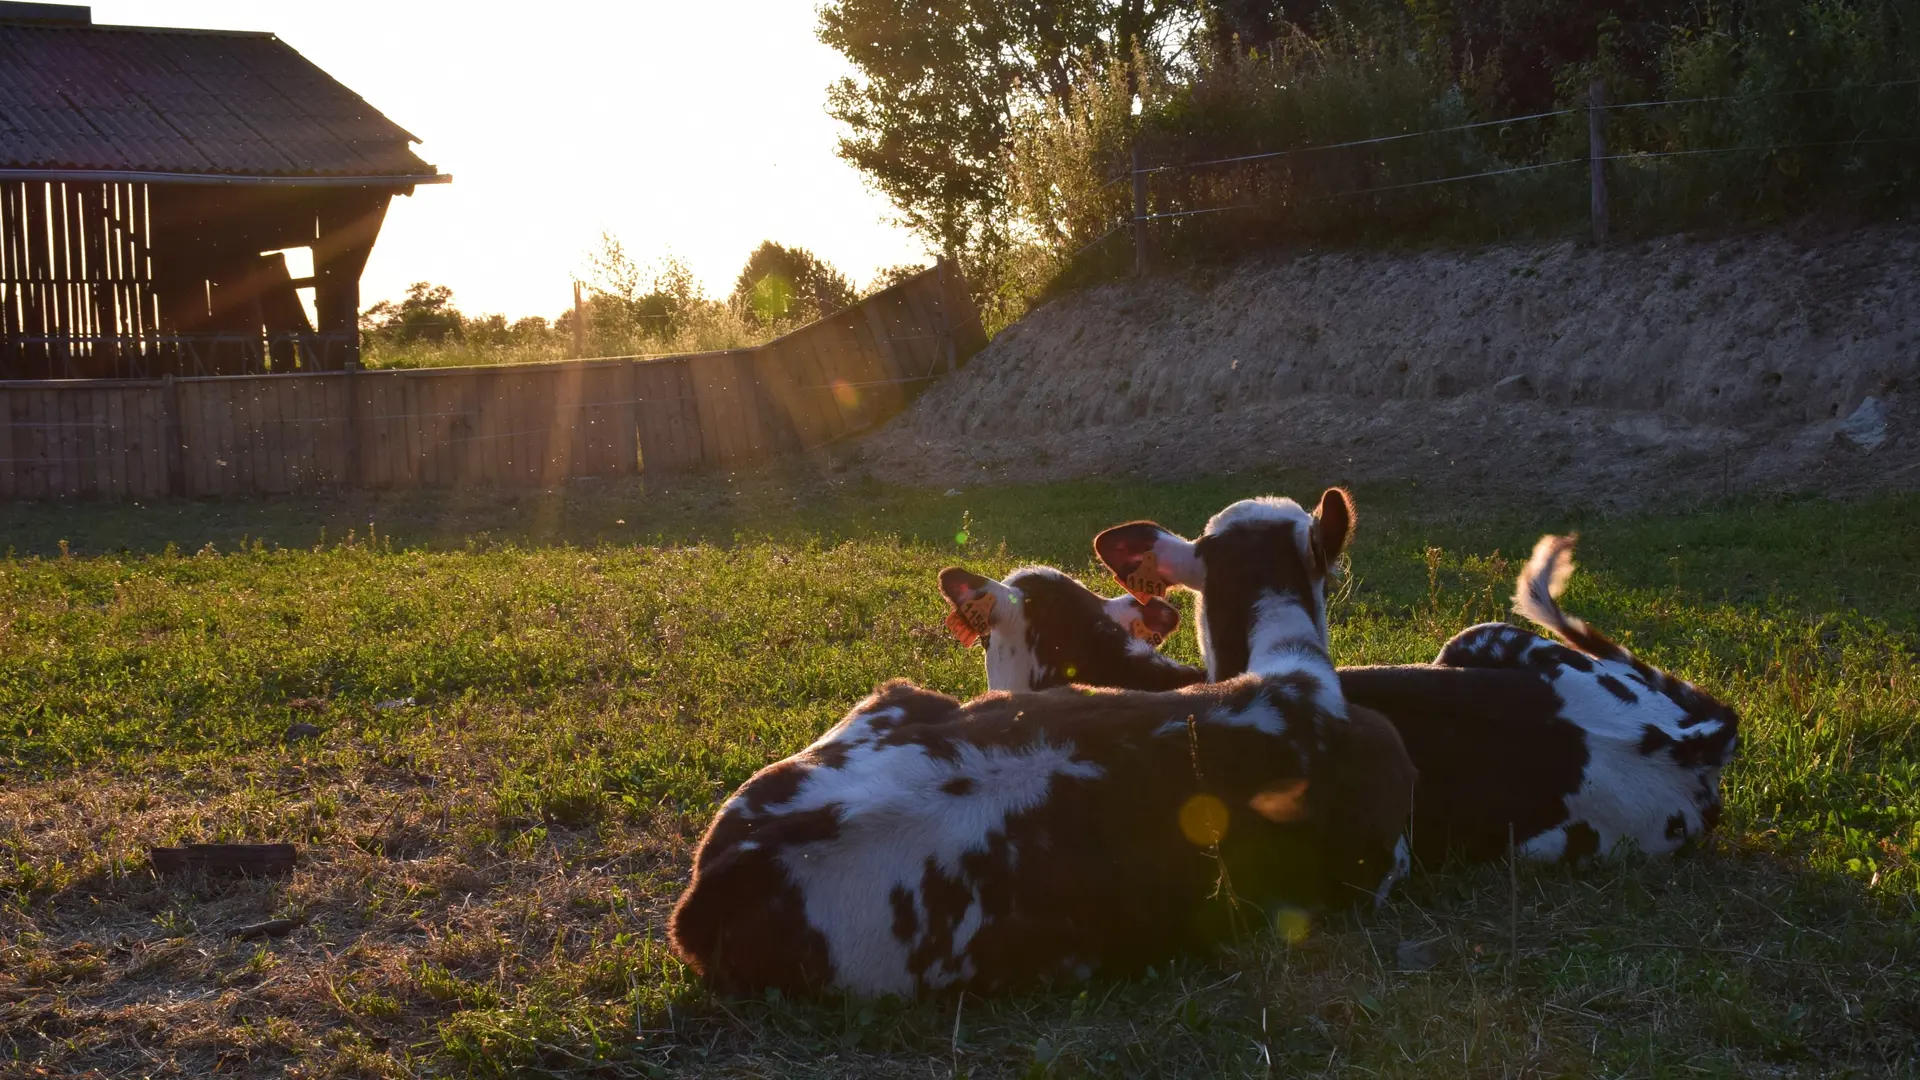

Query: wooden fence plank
left=430, top=373, right=456, bottom=486
left=634, top=361, right=690, bottom=475
left=301, top=377, right=323, bottom=487
left=117, top=387, right=140, bottom=499
left=280, top=377, right=307, bottom=491
left=511, top=367, right=537, bottom=486
left=102, top=387, right=124, bottom=497
left=238, top=379, right=264, bottom=496
left=675, top=361, right=702, bottom=470
left=258, top=379, right=285, bottom=495
left=773, top=331, right=846, bottom=442
left=139, top=385, right=164, bottom=499
left=732, top=350, right=769, bottom=461
left=458, top=369, right=484, bottom=486
left=201, top=381, right=227, bottom=497
left=410, top=374, right=437, bottom=487
left=177, top=381, right=200, bottom=497
left=480, top=368, right=507, bottom=486
left=686, top=354, right=727, bottom=467
left=21, top=390, right=45, bottom=498
left=136, top=386, right=161, bottom=499
left=0, top=390, right=14, bottom=500
left=367, top=374, right=394, bottom=490
left=615, top=361, right=640, bottom=475
left=574, top=364, right=603, bottom=475
left=60, top=388, right=81, bottom=497
left=216, top=381, right=242, bottom=497
left=570, top=363, right=601, bottom=476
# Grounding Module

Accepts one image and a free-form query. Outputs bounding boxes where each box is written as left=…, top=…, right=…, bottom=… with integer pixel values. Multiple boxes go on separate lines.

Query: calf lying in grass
left=670, top=490, right=1415, bottom=997
left=936, top=565, right=1198, bottom=691
left=937, top=530, right=1736, bottom=868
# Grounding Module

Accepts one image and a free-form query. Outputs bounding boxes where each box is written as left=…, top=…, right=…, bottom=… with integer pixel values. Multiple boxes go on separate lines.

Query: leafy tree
left=818, top=0, right=1198, bottom=260
left=584, top=233, right=704, bottom=342
left=361, top=282, right=463, bottom=343
left=865, top=263, right=929, bottom=294
left=730, top=241, right=857, bottom=327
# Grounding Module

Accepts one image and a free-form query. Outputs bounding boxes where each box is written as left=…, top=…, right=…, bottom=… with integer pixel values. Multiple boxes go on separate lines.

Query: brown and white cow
left=1088, top=527, right=1738, bottom=868
left=936, top=565, right=1199, bottom=692
left=668, top=490, right=1416, bottom=997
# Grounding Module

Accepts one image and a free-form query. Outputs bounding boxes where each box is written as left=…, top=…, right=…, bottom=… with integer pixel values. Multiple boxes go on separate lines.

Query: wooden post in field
left=572, top=280, right=586, bottom=359
left=1589, top=79, right=1609, bottom=246
left=1132, top=144, right=1150, bottom=276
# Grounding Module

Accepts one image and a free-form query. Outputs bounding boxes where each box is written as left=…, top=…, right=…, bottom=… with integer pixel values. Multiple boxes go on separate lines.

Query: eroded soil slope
left=864, top=224, right=1919, bottom=508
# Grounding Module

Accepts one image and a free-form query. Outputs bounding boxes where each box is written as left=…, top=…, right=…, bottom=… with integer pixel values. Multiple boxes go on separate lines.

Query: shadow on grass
left=439, top=844, right=1920, bottom=1079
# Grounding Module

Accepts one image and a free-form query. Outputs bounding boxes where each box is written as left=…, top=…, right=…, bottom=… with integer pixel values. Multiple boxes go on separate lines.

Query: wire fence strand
left=1062, top=76, right=1918, bottom=254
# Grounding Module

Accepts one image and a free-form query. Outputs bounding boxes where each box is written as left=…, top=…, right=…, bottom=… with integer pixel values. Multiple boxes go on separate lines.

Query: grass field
left=2, top=471, right=1917, bottom=1078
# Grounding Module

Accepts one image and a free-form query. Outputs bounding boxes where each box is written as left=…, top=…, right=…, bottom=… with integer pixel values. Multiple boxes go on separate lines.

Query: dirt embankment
left=862, top=224, right=1920, bottom=507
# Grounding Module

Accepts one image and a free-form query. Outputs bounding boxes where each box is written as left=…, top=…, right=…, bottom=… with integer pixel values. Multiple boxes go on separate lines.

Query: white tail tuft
left=1512, top=534, right=1627, bottom=662
left=1513, top=534, right=1577, bottom=623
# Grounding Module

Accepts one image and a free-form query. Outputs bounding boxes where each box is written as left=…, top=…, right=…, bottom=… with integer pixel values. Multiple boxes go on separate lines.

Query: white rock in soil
left=1837, top=396, right=1888, bottom=452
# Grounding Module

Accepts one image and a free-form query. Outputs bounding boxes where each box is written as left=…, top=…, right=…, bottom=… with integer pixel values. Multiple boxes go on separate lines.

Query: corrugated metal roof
left=0, top=21, right=439, bottom=180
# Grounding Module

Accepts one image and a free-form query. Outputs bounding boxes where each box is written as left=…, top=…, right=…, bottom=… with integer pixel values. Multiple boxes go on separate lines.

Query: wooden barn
left=0, top=2, right=446, bottom=380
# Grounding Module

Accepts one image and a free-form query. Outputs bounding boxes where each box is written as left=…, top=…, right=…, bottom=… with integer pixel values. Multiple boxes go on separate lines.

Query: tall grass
left=993, top=0, right=1918, bottom=296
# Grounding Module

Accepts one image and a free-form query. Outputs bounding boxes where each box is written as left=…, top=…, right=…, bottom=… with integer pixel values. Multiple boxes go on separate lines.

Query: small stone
left=1492, top=374, right=1536, bottom=402
left=374, top=697, right=416, bottom=711
left=1837, top=395, right=1888, bottom=452
left=1395, top=939, right=1441, bottom=971
left=283, top=722, right=322, bottom=744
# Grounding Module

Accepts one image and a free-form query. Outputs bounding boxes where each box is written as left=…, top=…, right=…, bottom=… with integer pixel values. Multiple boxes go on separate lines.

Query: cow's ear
left=1094, top=522, right=1200, bottom=602
left=1314, top=487, right=1355, bottom=568
left=938, top=567, right=997, bottom=648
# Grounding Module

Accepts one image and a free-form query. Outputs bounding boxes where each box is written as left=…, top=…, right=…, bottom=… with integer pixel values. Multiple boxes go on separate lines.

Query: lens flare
left=831, top=379, right=859, bottom=411
left=1247, top=778, right=1310, bottom=823
left=1178, top=793, right=1229, bottom=847
left=1273, top=906, right=1311, bottom=944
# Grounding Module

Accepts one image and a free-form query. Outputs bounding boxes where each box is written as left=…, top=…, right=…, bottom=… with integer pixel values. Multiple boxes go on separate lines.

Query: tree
left=584, top=233, right=704, bottom=342
left=360, top=282, right=463, bottom=343
left=865, top=263, right=928, bottom=294
left=818, top=0, right=1198, bottom=261
left=730, top=242, right=857, bottom=327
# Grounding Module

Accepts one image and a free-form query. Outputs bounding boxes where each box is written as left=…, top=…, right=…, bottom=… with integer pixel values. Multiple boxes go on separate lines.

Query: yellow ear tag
left=945, top=592, right=995, bottom=648
left=1124, top=550, right=1169, bottom=602
left=1128, top=618, right=1165, bottom=647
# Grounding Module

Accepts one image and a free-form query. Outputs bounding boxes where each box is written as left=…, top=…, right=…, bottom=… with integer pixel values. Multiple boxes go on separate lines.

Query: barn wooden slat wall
left=0, top=261, right=984, bottom=499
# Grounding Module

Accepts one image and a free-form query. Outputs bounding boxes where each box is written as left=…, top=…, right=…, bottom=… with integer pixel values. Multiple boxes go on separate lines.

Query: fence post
left=1589, top=79, right=1609, bottom=245
left=1132, top=144, right=1150, bottom=276
left=572, top=281, right=586, bottom=360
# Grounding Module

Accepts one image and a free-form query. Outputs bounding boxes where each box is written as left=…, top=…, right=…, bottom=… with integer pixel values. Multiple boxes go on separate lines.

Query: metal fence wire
left=1094, top=77, right=1920, bottom=267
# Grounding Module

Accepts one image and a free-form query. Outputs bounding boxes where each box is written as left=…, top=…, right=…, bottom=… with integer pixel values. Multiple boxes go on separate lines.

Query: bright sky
left=92, top=1, right=929, bottom=320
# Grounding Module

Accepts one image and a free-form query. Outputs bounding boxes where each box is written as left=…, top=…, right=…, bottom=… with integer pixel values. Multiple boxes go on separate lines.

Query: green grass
left=2, top=471, right=1917, bottom=1077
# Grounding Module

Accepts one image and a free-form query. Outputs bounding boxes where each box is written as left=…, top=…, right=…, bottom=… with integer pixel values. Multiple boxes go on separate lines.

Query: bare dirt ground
left=862, top=223, right=1920, bottom=509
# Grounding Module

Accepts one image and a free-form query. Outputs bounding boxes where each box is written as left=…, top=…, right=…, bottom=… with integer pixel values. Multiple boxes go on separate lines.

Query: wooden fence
left=0, top=262, right=984, bottom=499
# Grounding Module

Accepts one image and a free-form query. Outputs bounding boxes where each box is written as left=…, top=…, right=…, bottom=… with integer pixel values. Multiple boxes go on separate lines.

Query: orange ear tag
left=1124, top=550, right=1169, bottom=602
left=1128, top=618, right=1165, bottom=647
left=945, top=592, right=996, bottom=648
